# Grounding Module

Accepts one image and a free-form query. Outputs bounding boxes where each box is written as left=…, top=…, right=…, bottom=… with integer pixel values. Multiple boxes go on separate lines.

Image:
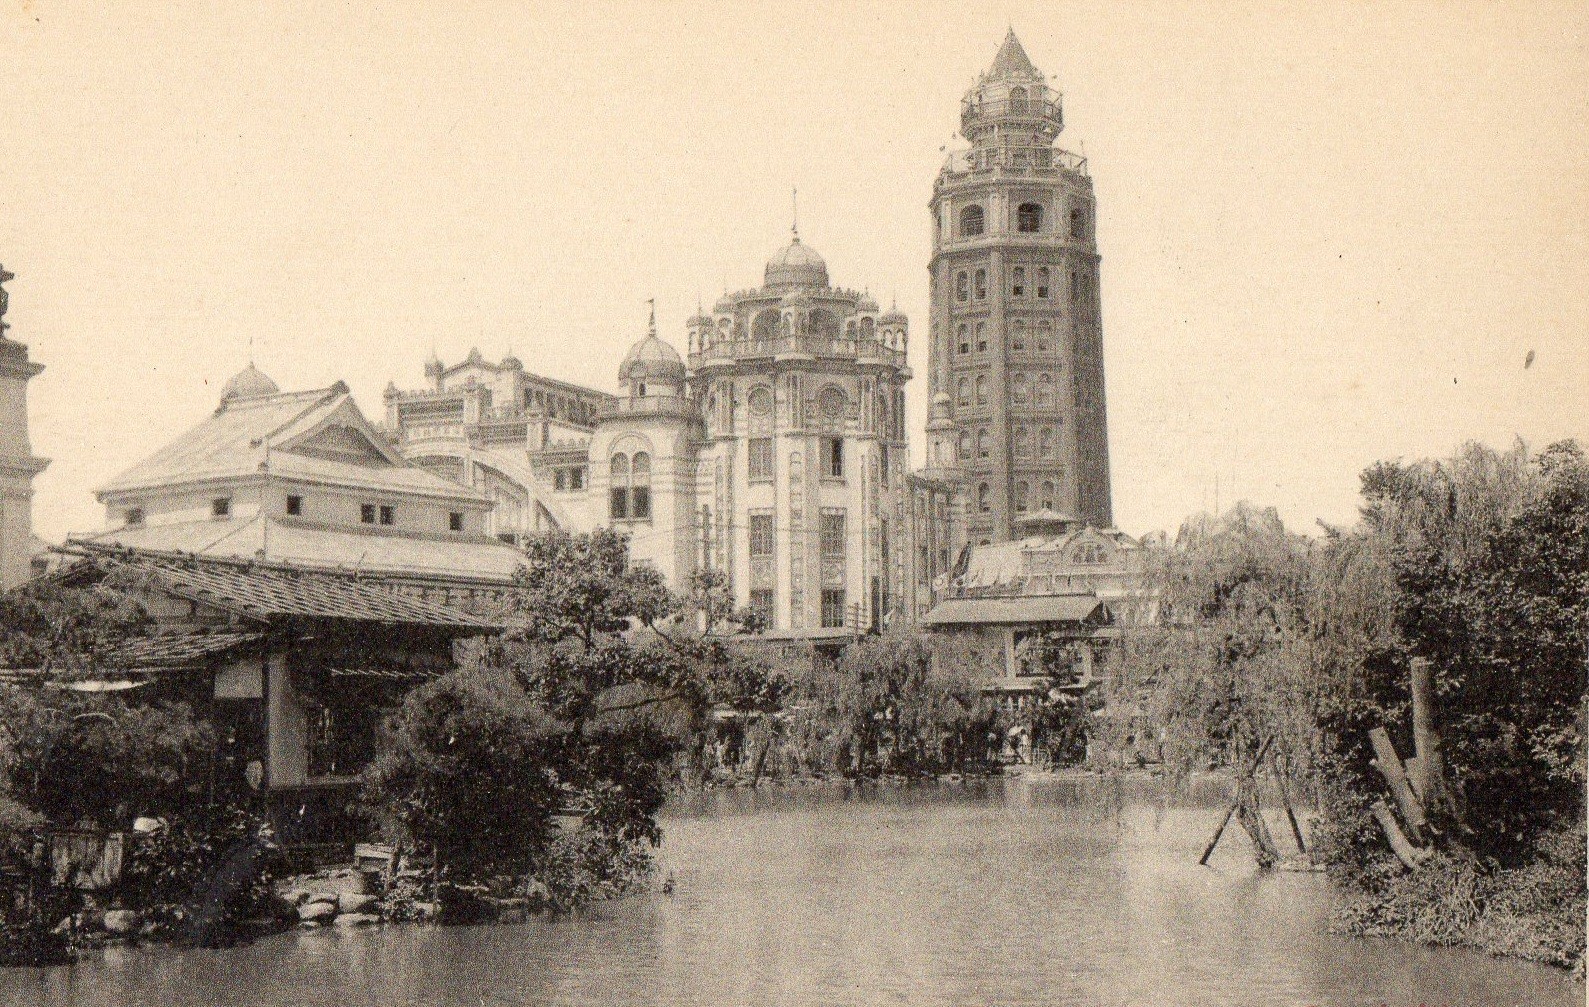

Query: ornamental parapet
left=689, top=335, right=906, bottom=369
left=937, top=146, right=1088, bottom=184
left=594, top=395, right=699, bottom=421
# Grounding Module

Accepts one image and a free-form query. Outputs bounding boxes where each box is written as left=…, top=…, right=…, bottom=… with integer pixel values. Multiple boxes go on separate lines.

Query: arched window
left=977, top=483, right=991, bottom=513
left=609, top=454, right=631, bottom=519
left=1041, top=480, right=1055, bottom=510
left=1037, top=267, right=1050, bottom=299
left=752, top=309, right=780, bottom=341
left=1013, top=426, right=1029, bottom=457
left=1011, top=320, right=1026, bottom=352
left=955, top=271, right=969, bottom=302
left=957, top=377, right=970, bottom=408
left=957, top=323, right=970, bottom=355
left=1015, top=481, right=1029, bottom=512
left=960, top=204, right=985, bottom=237
left=1011, top=266, right=1026, bottom=297
left=1008, top=86, right=1028, bottom=112
left=1012, top=373, right=1028, bottom=403
left=1069, top=206, right=1087, bottom=239
left=1036, top=373, right=1053, bottom=408
left=1017, top=202, right=1043, bottom=233
left=858, top=316, right=874, bottom=341
left=975, top=321, right=987, bottom=352
left=976, top=428, right=989, bottom=459
left=1039, top=427, right=1054, bottom=458
left=974, top=269, right=987, bottom=300
left=975, top=374, right=987, bottom=405
left=957, top=430, right=971, bottom=461
left=1036, top=321, right=1052, bottom=352
left=630, top=452, right=652, bottom=519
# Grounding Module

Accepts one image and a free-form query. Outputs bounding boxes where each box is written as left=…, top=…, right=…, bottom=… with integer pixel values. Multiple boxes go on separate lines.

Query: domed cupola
left=764, top=229, right=829, bottom=290
left=618, top=303, right=686, bottom=396
left=218, top=363, right=280, bottom=404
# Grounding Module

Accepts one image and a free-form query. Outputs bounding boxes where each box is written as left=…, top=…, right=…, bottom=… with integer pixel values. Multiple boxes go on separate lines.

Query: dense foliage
left=361, top=529, right=781, bottom=910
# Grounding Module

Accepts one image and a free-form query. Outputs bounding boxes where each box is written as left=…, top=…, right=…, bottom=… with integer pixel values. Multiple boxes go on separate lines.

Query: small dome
left=502, top=351, right=524, bottom=370
left=880, top=303, right=908, bottom=325
left=619, top=333, right=686, bottom=386
left=764, top=233, right=829, bottom=289
left=857, top=292, right=880, bottom=312
left=219, top=363, right=279, bottom=403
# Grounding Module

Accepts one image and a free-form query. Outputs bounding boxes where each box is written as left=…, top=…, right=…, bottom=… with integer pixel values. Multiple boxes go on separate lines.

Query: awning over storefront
left=921, top=594, right=1106, bottom=627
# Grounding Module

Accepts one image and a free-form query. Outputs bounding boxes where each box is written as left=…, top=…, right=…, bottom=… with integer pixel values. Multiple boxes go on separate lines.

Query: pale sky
left=3, top=1, right=1585, bottom=542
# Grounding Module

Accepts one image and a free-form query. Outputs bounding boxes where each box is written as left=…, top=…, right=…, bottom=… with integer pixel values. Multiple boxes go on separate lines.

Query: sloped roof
left=98, top=385, right=488, bottom=503
left=85, top=516, right=524, bottom=583
left=66, top=543, right=498, bottom=628
left=922, top=595, right=1105, bottom=626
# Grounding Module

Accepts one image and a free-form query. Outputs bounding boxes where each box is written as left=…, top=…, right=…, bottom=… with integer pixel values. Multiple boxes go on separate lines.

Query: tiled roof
left=97, top=385, right=487, bottom=503
left=99, top=631, right=263, bottom=669
left=86, top=517, right=523, bottom=583
left=68, top=543, right=499, bottom=628
left=921, top=595, right=1106, bottom=627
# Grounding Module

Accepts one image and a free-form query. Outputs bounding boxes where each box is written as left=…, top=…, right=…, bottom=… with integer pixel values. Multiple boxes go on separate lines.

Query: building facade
left=92, top=366, right=524, bottom=603
left=386, top=232, right=925, bottom=637
left=929, top=31, right=1113, bottom=542
left=0, top=266, right=49, bottom=590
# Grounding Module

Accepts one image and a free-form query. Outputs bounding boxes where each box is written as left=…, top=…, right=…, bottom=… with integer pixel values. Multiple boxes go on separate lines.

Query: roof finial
left=647, top=297, right=656, bottom=338
left=791, top=186, right=799, bottom=240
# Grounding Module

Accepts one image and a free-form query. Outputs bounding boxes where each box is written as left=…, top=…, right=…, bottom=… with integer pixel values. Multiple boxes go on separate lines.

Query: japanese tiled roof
left=97, top=384, right=488, bottom=503
left=87, top=517, right=524, bottom=583
left=67, top=543, right=499, bottom=629
left=98, top=631, right=263, bottom=669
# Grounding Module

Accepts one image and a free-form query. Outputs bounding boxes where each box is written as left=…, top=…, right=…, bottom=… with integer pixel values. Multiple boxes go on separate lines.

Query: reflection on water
left=6, top=777, right=1579, bottom=1006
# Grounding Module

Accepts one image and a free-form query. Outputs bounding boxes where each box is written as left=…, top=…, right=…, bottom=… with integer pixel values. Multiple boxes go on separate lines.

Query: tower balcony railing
left=594, top=394, right=699, bottom=421
left=940, top=145, right=1087, bottom=179
left=689, top=335, right=906, bottom=368
left=961, top=97, right=1064, bottom=129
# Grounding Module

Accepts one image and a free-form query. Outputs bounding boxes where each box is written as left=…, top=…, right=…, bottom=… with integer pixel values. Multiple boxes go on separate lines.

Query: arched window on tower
left=976, top=428, right=989, bottom=459
left=957, top=323, right=970, bottom=355
left=609, top=454, right=631, bottom=520
left=1041, top=480, right=1056, bottom=510
left=957, top=377, right=970, bottom=408
left=1013, top=426, right=1030, bottom=457
left=957, top=430, right=971, bottom=461
left=1038, top=427, right=1053, bottom=458
left=630, top=452, right=652, bottom=519
left=1011, top=266, right=1026, bottom=298
left=1015, top=481, right=1029, bottom=512
left=960, top=204, right=985, bottom=237
left=1017, top=202, right=1043, bottom=233
left=977, top=482, right=991, bottom=513
left=1011, top=320, right=1026, bottom=352
left=974, top=269, right=987, bottom=300
left=1012, top=373, right=1028, bottom=404
left=975, top=374, right=987, bottom=406
left=1069, top=206, right=1088, bottom=239
left=1036, top=372, right=1053, bottom=408
left=1008, top=86, right=1028, bottom=113
left=1036, top=320, right=1052, bottom=353
left=1037, top=267, right=1050, bottom=299
left=955, top=271, right=969, bottom=302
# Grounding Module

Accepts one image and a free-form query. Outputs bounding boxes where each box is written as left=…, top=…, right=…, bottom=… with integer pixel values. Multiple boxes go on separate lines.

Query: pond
left=5, top=776, right=1580, bottom=1006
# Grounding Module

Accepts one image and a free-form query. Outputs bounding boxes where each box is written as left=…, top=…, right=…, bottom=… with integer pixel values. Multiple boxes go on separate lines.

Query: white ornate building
left=387, top=230, right=934, bottom=637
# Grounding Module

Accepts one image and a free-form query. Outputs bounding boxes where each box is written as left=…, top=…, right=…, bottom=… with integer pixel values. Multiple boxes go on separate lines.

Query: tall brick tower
left=929, top=31, right=1111, bottom=542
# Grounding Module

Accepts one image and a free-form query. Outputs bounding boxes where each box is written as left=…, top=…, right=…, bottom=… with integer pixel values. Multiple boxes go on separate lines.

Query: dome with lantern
left=764, top=231, right=829, bottom=289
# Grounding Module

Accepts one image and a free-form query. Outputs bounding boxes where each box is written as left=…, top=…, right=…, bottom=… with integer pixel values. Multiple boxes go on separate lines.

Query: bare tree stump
left=1368, top=727, right=1427, bottom=843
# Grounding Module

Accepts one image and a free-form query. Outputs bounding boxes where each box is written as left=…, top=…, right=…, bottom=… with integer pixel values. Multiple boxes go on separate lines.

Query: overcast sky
left=3, top=1, right=1585, bottom=542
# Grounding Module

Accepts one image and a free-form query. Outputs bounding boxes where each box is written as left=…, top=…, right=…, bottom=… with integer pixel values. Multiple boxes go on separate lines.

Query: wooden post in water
left=1198, top=735, right=1274, bottom=866
left=1272, top=752, right=1308, bottom=855
left=1368, top=727, right=1426, bottom=844
left=1409, top=657, right=1442, bottom=808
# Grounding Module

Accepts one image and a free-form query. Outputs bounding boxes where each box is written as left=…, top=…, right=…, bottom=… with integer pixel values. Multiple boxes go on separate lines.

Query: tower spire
left=647, top=297, right=656, bottom=338
left=791, top=186, right=799, bottom=239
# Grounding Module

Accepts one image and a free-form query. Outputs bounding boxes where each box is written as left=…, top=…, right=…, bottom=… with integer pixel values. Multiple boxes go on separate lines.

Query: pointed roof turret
left=988, top=29, right=1040, bottom=79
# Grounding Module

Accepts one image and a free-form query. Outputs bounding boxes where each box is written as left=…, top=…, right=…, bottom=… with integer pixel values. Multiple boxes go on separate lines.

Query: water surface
left=6, top=777, right=1578, bottom=1006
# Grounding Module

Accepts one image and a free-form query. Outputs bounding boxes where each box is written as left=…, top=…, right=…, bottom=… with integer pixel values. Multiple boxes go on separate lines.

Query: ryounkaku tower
left=928, top=31, right=1112, bottom=542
